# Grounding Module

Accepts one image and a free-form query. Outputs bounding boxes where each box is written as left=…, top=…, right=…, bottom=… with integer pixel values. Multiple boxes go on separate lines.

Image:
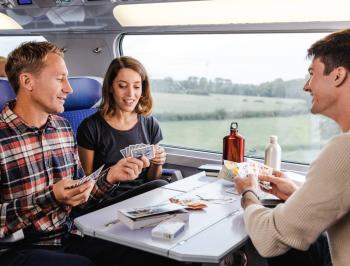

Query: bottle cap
left=230, top=122, right=238, bottom=131
left=270, top=135, right=278, bottom=144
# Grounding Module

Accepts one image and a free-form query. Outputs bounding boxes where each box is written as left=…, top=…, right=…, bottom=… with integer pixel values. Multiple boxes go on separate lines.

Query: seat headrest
left=65, top=76, right=102, bottom=111
left=0, top=79, right=16, bottom=111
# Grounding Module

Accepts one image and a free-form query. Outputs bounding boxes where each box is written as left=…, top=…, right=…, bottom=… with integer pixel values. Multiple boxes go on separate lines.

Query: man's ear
left=334, top=67, right=348, bottom=87
left=18, top=73, right=34, bottom=91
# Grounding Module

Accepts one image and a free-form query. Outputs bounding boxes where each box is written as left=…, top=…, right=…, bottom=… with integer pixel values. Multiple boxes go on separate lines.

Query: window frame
left=116, top=30, right=335, bottom=172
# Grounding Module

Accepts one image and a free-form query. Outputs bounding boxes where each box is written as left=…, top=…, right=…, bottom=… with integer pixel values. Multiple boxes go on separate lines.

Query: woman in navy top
left=77, top=56, right=166, bottom=195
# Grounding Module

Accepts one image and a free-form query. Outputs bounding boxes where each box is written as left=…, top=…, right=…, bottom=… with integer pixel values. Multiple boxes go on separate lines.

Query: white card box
left=151, top=217, right=186, bottom=240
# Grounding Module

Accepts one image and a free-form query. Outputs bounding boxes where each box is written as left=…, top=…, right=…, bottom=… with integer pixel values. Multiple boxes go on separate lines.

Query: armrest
left=161, top=168, right=183, bottom=183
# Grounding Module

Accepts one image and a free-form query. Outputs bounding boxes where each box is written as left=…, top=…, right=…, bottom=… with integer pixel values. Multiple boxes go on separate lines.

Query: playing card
left=126, top=147, right=131, bottom=157
left=259, top=180, right=272, bottom=190
left=130, top=145, right=138, bottom=152
left=144, top=145, right=155, bottom=159
left=131, top=147, right=146, bottom=159
left=64, top=164, right=105, bottom=189
left=131, top=145, right=155, bottom=159
left=120, top=148, right=127, bottom=158
left=135, top=144, right=143, bottom=149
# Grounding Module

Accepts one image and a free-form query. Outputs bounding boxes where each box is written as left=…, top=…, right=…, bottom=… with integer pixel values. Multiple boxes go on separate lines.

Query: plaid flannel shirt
left=0, top=102, right=117, bottom=250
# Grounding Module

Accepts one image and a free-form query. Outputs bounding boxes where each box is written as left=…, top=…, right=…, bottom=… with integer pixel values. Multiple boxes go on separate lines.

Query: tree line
left=151, top=76, right=310, bottom=101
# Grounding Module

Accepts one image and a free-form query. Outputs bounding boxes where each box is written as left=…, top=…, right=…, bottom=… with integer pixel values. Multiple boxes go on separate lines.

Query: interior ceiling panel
left=0, top=0, right=198, bottom=32
left=112, top=0, right=198, bottom=3
left=0, top=0, right=196, bottom=9
left=1, top=0, right=348, bottom=34
left=34, top=0, right=83, bottom=8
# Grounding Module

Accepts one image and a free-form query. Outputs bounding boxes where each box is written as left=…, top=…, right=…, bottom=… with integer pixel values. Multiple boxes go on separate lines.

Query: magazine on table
left=117, top=203, right=189, bottom=230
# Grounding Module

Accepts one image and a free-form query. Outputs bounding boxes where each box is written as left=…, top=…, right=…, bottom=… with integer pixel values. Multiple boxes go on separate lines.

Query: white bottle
left=264, top=135, right=282, bottom=170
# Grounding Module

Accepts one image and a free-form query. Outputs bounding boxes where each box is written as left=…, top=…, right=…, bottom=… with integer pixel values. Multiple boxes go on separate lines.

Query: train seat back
left=0, top=78, right=16, bottom=111
left=58, top=76, right=102, bottom=135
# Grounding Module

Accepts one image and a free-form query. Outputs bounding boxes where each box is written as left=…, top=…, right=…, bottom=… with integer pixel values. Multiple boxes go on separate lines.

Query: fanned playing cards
left=64, top=164, right=105, bottom=189
left=120, top=143, right=155, bottom=160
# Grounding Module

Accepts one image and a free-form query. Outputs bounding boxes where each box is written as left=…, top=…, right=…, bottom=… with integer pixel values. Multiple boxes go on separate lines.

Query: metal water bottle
left=223, top=122, right=245, bottom=162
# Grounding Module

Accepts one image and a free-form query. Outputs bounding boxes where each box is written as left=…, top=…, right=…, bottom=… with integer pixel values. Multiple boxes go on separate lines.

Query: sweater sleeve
left=244, top=133, right=350, bottom=257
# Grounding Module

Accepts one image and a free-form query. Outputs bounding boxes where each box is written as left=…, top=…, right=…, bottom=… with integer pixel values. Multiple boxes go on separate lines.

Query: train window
left=0, top=36, right=46, bottom=56
left=121, top=33, right=339, bottom=164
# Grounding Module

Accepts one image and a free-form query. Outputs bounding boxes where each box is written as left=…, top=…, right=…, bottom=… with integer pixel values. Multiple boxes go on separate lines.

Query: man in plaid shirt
left=0, top=42, right=179, bottom=266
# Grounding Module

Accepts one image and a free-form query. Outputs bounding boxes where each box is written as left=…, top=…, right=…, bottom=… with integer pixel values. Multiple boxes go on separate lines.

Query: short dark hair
left=307, top=29, right=350, bottom=75
left=100, top=56, right=153, bottom=117
left=5, top=41, right=63, bottom=94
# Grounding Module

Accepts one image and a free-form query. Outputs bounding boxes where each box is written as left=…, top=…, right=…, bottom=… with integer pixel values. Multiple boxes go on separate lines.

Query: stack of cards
left=64, top=164, right=105, bottom=189
left=218, top=159, right=273, bottom=190
left=120, top=144, right=155, bottom=160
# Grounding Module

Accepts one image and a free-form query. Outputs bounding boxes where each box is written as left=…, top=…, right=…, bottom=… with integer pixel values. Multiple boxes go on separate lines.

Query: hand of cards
left=120, top=143, right=155, bottom=160
left=218, top=159, right=273, bottom=190
left=64, top=164, right=105, bottom=190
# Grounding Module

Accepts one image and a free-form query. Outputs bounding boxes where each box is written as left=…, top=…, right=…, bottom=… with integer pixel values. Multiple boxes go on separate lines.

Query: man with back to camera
left=234, top=29, right=350, bottom=266
left=0, top=56, right=6, bottom=77
left=0, top=41, right=181, bottom=266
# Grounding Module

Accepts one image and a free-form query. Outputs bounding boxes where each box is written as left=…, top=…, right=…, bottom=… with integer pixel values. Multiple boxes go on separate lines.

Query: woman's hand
left=150, top=145, right=166, bottom=165
left=106, top=156, right=150, bottom=184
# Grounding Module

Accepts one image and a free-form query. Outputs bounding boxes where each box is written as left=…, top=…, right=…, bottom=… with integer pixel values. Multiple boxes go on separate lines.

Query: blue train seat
left=0, top=78, right=16, bottom=111
left=58, top=76, right=102, bottom=136
left=64, top=77, right=102, bottom=111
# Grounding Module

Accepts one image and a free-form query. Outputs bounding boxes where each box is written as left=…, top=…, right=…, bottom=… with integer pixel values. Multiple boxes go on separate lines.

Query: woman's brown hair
left=99, top=56, right=153, bottom=117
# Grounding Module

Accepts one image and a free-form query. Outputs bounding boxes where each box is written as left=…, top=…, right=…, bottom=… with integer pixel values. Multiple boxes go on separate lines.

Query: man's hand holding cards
left=219, top=159, right=273, bottom=190
left=120, top=144, right=155, bottom=160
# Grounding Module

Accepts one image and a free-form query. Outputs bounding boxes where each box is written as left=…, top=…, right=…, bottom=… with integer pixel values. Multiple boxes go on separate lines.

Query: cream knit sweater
left=244, top=132, right=350, bottom=266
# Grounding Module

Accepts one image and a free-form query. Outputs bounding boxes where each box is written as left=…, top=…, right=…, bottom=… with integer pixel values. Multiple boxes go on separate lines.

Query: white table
left=74, top=172, right=248, bottom=264
left=162, top=171, right=219, bottom=192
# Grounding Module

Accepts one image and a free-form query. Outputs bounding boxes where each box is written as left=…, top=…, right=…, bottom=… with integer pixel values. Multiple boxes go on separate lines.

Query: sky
left=123, top=32, right=327, bottom=85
